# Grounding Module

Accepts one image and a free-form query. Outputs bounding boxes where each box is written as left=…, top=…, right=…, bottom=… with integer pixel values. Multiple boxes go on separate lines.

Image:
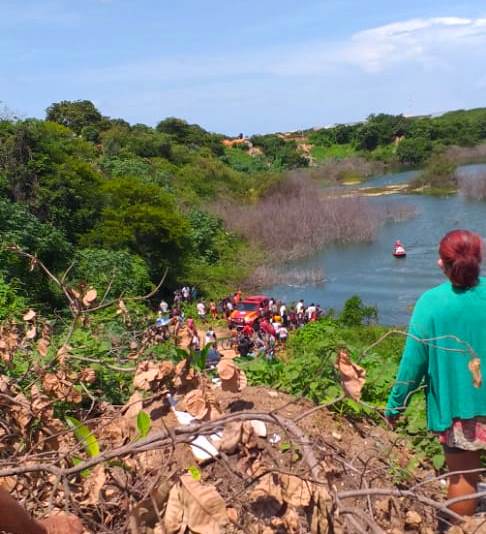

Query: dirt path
left=214, top=325, right=238, bottom=359
left=177, top=324, right=238, bottom=359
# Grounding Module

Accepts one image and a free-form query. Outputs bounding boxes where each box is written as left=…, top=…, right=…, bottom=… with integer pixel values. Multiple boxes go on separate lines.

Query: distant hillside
left=228, top=107, right=486, bottom=168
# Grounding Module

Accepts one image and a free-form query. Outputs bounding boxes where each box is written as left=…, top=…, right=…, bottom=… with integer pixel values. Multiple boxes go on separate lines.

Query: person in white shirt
left=278, top=325, right=288, bottom=345
left=191, top=333, right=200, bottom=351
left=306, top=303, right=316, bottom=321
left=279, top=304, right=286, bottom=317
left=205, top=328, right=217, bottom=347
left=182, top=286, right=190, bottom=301
left=296, top=299, right=304, bottom=314
left=196, top=301, right=206, bottom=320
left=272, top=319, right=282, bottom=333
left=159, top=299, right=168, bottom=313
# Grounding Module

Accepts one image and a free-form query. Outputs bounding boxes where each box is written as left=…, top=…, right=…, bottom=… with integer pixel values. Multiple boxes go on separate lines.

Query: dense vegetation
left=1, top=100, right=305, bottom=310
left=409, top=152, right=459, bottom=193
left=9, top=100, right=479, bottom=313
left=281, top=108, right=486, bottom=167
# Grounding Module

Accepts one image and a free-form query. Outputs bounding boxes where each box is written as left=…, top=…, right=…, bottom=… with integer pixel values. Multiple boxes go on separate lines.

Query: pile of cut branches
left=1, top=247, right=485, bottom=533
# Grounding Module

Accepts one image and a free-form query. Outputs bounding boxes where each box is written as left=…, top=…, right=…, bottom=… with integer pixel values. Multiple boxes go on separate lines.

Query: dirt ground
left=139, top=383, right=463, bottom=533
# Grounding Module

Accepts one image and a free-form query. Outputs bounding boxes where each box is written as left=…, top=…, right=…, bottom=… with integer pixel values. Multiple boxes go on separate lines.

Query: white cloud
left=337, top=16, right=486, bottom=72
left=42, top=15, right=486, bottom=85
left=18, top=13, right=486, bottom=132
left=267, top=16, right=486, bottom=75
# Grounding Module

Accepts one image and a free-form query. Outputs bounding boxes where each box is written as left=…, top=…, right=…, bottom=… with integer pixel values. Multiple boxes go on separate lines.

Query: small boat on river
left=393, top=240, right=406, bottom=258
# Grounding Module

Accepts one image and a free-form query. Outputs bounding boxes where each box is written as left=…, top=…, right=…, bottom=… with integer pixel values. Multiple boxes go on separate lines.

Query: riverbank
left=341, top=183, right=410, bottom=197
left=342, top=183, right=455, bottom=197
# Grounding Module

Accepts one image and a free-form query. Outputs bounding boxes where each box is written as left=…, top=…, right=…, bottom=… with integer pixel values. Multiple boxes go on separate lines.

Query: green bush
left=70, top=249, right=153, bottom=299
left=396, top=137, right=433, bottom=166
left=412, top=152, right=457, bottom=190
left=339, top=295, right=378, bottom=326
left=0, top=275, right=25, bottom=320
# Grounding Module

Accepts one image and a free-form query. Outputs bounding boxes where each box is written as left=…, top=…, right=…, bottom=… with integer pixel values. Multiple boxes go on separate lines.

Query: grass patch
left=311, top=143, right=357, bottom=161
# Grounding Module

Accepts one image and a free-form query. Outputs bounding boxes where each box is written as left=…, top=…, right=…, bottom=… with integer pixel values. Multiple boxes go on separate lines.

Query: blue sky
left=1, top=0, right=486, bottom=134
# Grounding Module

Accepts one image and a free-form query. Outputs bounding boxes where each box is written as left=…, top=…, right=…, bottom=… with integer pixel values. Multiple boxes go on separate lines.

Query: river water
left=264, top=164, right=486, bottom=326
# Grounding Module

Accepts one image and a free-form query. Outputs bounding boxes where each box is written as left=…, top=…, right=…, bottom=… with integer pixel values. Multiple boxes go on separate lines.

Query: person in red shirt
left=288, top=308, right=297, bottom=329
left=242, top=323, right=254, bottom=337
left=186, top=317, right=196, bottom=334
left=209, top=301, right=217, bottom=320
left=260, top=319, right=276, bottom=337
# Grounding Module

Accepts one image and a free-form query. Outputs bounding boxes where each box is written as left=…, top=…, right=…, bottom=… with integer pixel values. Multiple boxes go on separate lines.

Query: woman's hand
left=37, top=513, right=84, bottom=534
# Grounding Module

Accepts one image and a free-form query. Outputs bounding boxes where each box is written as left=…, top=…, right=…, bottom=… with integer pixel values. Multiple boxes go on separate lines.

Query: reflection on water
left=264, top=164, right=486, bottom=326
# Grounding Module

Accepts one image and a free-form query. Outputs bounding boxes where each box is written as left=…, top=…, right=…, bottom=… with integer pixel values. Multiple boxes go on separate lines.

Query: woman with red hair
left=386, top=229, right=486, bottom=518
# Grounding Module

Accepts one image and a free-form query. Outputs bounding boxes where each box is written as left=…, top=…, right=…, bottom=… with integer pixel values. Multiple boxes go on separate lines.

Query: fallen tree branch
left=0, top=410, right=322, bottom=480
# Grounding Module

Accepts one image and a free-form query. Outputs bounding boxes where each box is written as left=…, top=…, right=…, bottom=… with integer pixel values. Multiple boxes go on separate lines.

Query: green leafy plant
left=191, top=344, right=211, bottom=371
left=136, top=410, right=151, bottom=439
left=187, top=465, right=202, bottom=481
left=66, top=416, right=100, bottom=457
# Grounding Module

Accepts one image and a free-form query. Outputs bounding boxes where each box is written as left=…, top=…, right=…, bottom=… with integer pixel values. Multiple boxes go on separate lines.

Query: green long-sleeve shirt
left=386, top=276, right=486, bottom=432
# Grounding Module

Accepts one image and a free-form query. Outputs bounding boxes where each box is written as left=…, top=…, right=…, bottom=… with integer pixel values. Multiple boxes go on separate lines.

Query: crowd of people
left=155, top=287, right=325, bottom=361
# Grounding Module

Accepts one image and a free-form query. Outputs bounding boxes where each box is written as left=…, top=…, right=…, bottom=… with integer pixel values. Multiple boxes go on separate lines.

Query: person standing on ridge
left=386, top=229, right=486, bottom=518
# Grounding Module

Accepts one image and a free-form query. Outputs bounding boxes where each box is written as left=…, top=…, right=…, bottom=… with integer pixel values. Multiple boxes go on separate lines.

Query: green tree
left=408, top=117, right=437, bottom=141
left=0, top=197, right=72, bottom=305
left=353, top=123, right=381, bottom=151
left=250, top=135, right=308, bottom=169
left=334, top=124, right=357, bottom=144
left=156, top=117, right=192, bottom=140
left=368, top=113, right=410, bottom=143
left=46, top=100, right=103, bottom=134
left=414, top=152, right=457, bottom=189
left=125, top=130, right=172, bottom=159
left=83, top=177, right=189, bottom=277
left=71, top=249, right=152, bottom=299
left=0, top=120, right=102, bottom=241
left=187, top=210, right=225, bottom=263
left=81, top=125, right=101, bottom=143
left=339, top=295, right=378, bottom=326
left=99, top=156, right=153, bottom=178
left=396, top=137, right=432, bottom=166
left=175, top=155, right=248, bottom=199
left=99, top=124, right=131, bottom=157
left=156, top=117, right=223, bottom=156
